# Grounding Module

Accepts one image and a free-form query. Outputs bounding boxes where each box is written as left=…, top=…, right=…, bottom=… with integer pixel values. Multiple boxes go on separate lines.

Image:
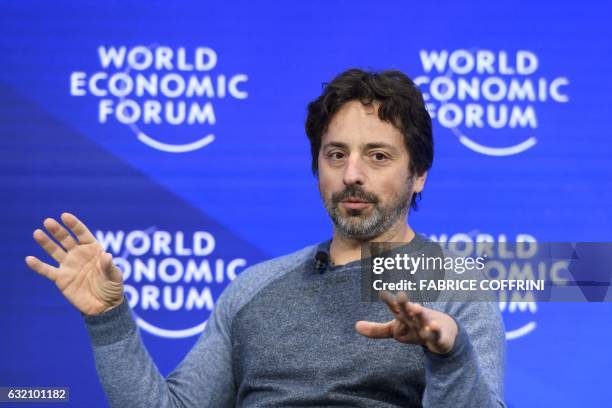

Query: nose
left=343, top=154, right=365, bottom=186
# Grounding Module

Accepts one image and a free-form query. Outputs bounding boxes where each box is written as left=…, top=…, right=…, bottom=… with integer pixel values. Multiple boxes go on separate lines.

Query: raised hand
left=25, top=213, right=124, bottom=316
left=355, top=291, right=459, bottom=354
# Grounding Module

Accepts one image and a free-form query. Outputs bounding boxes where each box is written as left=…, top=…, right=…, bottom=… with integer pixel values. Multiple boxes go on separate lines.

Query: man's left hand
left=355, top=291, right=459, bottom=355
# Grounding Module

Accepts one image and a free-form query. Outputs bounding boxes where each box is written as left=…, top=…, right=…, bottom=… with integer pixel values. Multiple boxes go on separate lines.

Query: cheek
left=317, top=175, right=332, bottom=201
left=317, top=167, right=341, bottom=196
left=376, top=174, right=411, bottom=202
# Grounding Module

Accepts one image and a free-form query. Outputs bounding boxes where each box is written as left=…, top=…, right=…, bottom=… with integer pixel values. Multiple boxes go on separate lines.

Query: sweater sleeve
left=422, top=298, right=506, bottom=408
left=83, top=288, right=236, bottom=408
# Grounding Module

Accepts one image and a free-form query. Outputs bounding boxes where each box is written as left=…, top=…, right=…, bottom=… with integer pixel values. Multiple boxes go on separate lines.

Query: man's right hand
left=25, top=212, right=124, bottom=316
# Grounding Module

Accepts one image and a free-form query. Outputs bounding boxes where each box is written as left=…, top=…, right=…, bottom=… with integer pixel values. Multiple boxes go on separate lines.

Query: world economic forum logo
left=70, top=45, right=248, bottom=153
left=415, top=49, right=569, bottom=156
left=430, top=231, right=560, bottom=340
left=95, top=227, right=247, bottom=339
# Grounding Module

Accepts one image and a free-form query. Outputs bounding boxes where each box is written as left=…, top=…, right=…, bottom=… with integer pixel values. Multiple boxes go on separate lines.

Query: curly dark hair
left=305, top=68, right=434, bottom=210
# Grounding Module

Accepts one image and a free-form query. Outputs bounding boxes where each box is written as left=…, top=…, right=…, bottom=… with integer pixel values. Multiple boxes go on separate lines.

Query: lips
left=340, top=198, right=372, bottom=210
left=342, top=197, right=369, bottom=204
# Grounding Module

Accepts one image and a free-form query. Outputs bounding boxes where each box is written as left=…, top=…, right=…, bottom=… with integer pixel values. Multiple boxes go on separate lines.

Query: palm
left=25, top=213, right=124, bottom=316
left=390, top=319, right=423, bottom=344
left=56, top=243, right=118, bottom=315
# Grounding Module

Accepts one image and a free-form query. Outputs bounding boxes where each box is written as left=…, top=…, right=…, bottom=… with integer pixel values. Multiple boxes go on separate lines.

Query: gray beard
left=321, top=181, right=412, bottom=241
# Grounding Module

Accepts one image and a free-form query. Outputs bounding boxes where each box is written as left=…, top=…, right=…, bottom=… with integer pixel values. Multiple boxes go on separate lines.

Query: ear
left=413, top=171, right=428, bottom=193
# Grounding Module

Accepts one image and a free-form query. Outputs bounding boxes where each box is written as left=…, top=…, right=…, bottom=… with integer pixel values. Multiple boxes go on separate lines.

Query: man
left=25, top=69, right=506, bottom=407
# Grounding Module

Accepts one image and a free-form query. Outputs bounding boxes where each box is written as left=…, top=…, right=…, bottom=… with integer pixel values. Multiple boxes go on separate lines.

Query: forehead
left=322, top=100, right=406, bottom=151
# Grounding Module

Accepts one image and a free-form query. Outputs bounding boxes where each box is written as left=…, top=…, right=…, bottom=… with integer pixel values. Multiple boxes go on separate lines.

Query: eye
left=371, top=152, right=389, bottom=161
left=328, top=151, right=345, bottom=160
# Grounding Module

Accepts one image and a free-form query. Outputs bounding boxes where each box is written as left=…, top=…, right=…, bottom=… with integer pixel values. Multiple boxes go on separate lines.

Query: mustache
left=331, top=185, right=379, bottom=205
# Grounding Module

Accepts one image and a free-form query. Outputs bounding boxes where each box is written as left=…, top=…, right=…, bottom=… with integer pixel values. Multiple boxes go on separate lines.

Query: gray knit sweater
left=84, top=234, right=506, bottom=407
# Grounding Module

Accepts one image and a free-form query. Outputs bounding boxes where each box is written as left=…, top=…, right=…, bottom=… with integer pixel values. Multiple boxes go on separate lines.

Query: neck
left=329, top=219, right=416, bottom=266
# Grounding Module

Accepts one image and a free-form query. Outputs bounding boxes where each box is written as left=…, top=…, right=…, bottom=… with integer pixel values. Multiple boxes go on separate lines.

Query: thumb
left=355, top=320, right=394, bottom=339
left=100, top=252, right=123, bottom=283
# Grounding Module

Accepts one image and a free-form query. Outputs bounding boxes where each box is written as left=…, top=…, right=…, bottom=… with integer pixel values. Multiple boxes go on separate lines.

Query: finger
left=405, top=301, right=430, bottom=328
left=396, top=293, right=424, bottom=335
left=43, top=218, right=78, bottom=251
left=355, top=320, right=394, bottom=338
left=25, top=255, right=59, bottom=281
left=33, top=229, right=65, bottom=263
left=397, top=292, right=425, bottom=322
left=100, top=252, right=122, bottom=283
left=395, top=292, right=415, bottom=323
left=379, top=291, right=401, bottom=316
left=393, top=319, right=419, bottom=343
left=61, top=212, right=96, bottom=244
left=395, top=291, right=410, bottom=305
left=421, top=320, right=441, bottom=343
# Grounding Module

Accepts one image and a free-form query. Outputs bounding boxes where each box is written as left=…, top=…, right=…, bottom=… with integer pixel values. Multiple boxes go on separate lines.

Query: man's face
left=317, top=100, right=427, bottom=241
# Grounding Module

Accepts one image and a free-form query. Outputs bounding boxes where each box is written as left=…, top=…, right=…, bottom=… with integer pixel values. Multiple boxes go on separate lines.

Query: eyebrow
left=363, top=142, right=400, bottom=154
left=322, top=141, right=400, bottom=154
left=322, top=142, right=349, bottom=150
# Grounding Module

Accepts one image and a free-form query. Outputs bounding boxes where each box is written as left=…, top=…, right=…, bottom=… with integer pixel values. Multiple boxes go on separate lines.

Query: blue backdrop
left=1, top=1, right=611, bottom=406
